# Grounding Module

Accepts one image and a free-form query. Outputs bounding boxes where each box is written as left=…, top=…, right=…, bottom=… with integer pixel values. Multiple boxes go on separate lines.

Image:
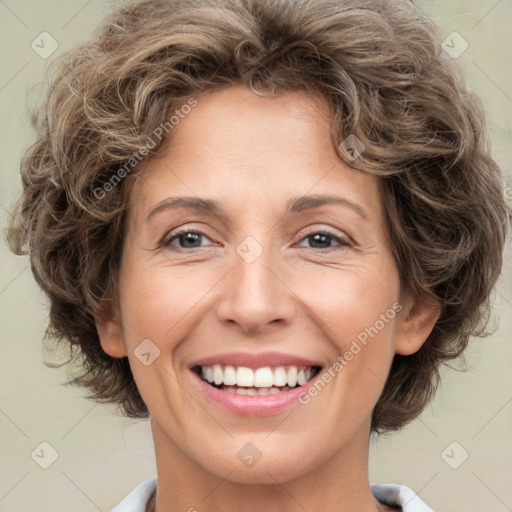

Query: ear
left=394, top=290, right=441, bottom=356
left=94, top=301, right=128, bottom=358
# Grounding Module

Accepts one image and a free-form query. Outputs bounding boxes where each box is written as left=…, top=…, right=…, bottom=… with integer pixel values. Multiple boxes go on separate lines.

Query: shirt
left=111, top=476, right=434, bottom=511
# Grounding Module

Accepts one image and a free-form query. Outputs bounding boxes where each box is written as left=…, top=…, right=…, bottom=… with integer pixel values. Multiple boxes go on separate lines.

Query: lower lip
left=190, top=369, right=322, bottom=416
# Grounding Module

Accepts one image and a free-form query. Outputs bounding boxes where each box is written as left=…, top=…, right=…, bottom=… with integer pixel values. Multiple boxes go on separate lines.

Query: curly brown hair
left=6, top=0, right=510, bottom=433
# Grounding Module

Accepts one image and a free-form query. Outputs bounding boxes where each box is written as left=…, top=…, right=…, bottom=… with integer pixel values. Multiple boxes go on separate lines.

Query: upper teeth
left=200, top=365, right=314, bottom=388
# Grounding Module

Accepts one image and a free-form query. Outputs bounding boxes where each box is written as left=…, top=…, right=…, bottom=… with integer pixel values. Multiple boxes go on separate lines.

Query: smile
left=193, top=364, right=322, bottom=395
left=189, top=352, right=325, bottom=415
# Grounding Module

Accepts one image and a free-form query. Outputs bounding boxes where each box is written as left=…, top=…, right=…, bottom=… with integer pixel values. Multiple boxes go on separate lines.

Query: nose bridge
left=215, top=234, right=294, bottom=334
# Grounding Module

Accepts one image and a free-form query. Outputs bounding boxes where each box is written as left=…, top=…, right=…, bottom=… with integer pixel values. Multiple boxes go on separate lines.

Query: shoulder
left=111, top=476, right=157, bottom=512
left=371, top=483, right=434, bottom=512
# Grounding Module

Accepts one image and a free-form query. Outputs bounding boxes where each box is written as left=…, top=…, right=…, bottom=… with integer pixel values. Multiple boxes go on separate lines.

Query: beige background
left=1, top=1, right=511, bottom=511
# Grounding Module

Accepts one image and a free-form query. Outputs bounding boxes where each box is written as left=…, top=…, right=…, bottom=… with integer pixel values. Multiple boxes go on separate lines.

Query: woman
left=7, top=0, right=509, bottom=510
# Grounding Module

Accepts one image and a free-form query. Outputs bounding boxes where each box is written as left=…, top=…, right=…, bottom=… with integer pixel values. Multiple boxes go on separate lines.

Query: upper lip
left=190, top=351, right=323, bottom=369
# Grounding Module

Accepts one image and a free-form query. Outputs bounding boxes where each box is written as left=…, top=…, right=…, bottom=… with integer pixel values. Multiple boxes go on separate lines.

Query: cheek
left=116, top=265, right=204, bottom=411
left=296, top=262, right=400, bottom=402
left=301, top=263, right=400, bottom=346
left=119, top=259, right=213, bottom=346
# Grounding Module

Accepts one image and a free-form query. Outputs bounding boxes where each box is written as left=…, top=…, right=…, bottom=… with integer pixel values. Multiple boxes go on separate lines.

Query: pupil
left=310, top=234, right=329, bottom=248
left=181, top=232, right=201, bottom=247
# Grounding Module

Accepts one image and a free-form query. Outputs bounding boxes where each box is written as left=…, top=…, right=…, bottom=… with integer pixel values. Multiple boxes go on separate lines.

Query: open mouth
left=192, top=364, right=322, bottom=395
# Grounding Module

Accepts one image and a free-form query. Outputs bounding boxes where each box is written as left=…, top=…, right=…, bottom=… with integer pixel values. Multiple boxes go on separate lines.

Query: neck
left=148, top=417, right=388, bottom=512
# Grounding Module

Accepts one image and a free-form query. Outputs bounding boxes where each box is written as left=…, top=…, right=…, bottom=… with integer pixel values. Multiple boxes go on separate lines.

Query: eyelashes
left=295, top=229, right=352, bottom=250
left=161, top=227, right=352, bottom=252
left=162, top=230, right=211, bottom=250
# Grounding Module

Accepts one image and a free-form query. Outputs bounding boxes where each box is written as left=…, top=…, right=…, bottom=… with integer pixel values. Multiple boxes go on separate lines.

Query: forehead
left=129, top=85, right=384, bottom=226
left=152, top=85, right=334, bottom=165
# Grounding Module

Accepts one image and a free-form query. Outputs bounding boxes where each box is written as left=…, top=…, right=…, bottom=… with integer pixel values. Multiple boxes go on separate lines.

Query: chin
left=205, top=457, right=315, bottom=485
left=189, top=438, right=327, bottom=485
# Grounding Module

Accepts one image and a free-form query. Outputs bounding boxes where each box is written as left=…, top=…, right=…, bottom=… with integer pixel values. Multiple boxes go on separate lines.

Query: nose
left=215, top=241, right=296, bottom=335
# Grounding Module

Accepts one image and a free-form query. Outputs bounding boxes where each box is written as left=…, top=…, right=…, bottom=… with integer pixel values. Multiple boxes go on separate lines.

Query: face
left=97, top=85, right=438, bottom=484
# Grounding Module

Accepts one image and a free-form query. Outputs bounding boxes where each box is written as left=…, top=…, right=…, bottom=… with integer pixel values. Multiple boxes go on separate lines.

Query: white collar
left=111, top=477, right=434, bottom=512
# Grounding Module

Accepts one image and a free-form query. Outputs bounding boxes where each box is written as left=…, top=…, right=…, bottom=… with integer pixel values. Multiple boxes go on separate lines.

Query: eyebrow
left=146, top=194, right=369, bottom=222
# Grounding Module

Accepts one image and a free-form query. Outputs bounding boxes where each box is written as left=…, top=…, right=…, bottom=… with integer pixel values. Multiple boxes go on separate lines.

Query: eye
left=162, top=229, right=212, bottom=250
left=161, top=228, right=351, bottom=252
left=296, top=229, right=352, bottom=251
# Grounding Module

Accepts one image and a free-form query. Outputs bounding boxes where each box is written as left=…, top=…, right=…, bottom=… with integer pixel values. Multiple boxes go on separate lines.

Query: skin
left=96, top=84, right=440, bottom=512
